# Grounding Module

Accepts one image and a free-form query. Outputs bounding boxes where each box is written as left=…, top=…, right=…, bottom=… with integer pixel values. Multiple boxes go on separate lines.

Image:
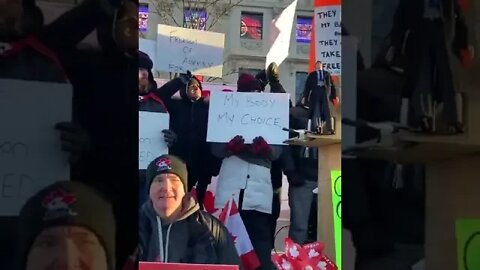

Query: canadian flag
left=191, top=177, right=220, bottom=216
left=219, top=198, right=261, bottom=270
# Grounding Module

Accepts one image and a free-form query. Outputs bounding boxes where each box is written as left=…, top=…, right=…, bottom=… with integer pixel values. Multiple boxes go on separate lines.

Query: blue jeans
left=288, top=180, right=318, bottom=244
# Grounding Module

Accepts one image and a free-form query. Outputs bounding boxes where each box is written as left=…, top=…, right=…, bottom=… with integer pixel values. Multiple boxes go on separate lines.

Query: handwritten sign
left=156, top=24, right=225, bottom=78
left=0, top=79, right=71, bottom=216
left=207, top=92, right=289, bottom=145
left=456, top=219, right=480, bottom=270
left=139, top=262, right=239, bottom=270
left=139, top=111, right=169, bottom=170
left=314, top=5, right=341, bottom=75
left=140, top=38, right=157, bottom=70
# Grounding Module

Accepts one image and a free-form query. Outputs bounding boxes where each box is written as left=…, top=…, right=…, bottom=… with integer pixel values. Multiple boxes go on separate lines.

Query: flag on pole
left=219, top=198, right=260, bottom=270
left=266, top=0, right=298, bottom=67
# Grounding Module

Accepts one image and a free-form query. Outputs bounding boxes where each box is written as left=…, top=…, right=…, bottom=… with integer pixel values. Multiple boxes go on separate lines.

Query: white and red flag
left=219, top=197, right=260, bottom=270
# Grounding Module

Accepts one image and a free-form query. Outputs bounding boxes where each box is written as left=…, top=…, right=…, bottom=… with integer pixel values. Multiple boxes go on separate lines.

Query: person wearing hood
left=211, top=73, right=283, bottom=270
left=162, top=75, right=221, bottom=208
left=16, top=181, right=116, bottom=270
left=139, top=155, right=241, bottom=267
left=254, top=64, right=298, bottom=249
left=286, top=103, right=321, bottom=245
left=138, top=51, right=190, bottom=207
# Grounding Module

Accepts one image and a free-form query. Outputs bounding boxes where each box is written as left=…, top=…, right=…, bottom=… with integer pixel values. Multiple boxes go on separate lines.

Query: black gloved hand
left=255, top=69, right=268, bottom=90
left=55, top=122, right=91, bottom=164
left=178, top=70, right=193, bottom=85
left=285, top=171, right=305, bottom=187
left=266, top=62, right=280, bottom=83
left=162, top=129, right=177, bottom=147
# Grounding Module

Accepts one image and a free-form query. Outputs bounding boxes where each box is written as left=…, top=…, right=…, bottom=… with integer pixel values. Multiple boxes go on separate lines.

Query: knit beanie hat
left=139, top=50, right=153, bottom=70
left=237, top=73, right=261, bottom=92
left=17, top=181, right=116, bottom=269
left=146, top=155, right=188, bottom=191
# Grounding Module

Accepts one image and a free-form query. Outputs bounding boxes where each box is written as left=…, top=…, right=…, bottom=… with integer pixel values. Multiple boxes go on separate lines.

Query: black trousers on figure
left=404, top=19, right=458, bottom=126
left=308, top=85, right=332, bottom=132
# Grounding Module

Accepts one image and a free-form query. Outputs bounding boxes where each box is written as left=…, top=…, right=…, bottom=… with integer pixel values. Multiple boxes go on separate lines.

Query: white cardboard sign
left=156, top=24, right=225, bottom=78
left=139, top=111, right=169, bottom=169
left=207, top=92, right=289, bottom=145
left=0, top=79, right=72, bottom=216
left=315, top=5, right=342, bottom=75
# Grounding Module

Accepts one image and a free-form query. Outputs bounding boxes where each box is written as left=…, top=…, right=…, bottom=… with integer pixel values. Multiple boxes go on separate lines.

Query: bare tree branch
left=207, top=0, right=244, bottom=31
left=203, top=0, right=222, bottom=10
left=151, top=0, right=181, bottom=26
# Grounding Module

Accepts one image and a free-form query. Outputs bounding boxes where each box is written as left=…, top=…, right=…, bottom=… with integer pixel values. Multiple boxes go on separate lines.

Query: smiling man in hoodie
left=139, top=155, right=241, bottom=267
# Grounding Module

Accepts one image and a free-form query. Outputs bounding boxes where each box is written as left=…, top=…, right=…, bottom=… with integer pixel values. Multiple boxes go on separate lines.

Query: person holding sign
left=15, top=181, right=116, bottom=270
left=302, top=60, right=338, bottom=134
left=210, top=73, right=283, bottom=270
left=163, top=75, right=222, bottom=208
left=138, top=51, right=189, bottom=207
left=139, top=155, right=241, bottom=267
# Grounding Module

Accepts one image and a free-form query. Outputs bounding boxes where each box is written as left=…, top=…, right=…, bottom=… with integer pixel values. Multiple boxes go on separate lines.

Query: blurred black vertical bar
left=0, top=0, right=138, bottom=268
left=342, top=0, right=426, bottom=269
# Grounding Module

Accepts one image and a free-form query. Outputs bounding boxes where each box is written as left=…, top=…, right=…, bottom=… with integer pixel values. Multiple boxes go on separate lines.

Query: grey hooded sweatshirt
left=139, top=197, right=242, bottom=268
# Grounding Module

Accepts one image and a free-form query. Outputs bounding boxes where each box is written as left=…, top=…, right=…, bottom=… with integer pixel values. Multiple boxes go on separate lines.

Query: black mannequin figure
left=387, top=0, right=473, bottom=134
left=302, top=60, right=338, bottom=134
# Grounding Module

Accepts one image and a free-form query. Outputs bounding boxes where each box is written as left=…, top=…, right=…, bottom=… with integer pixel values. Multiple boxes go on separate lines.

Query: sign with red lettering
left=139, top=262, right=239, bottom=270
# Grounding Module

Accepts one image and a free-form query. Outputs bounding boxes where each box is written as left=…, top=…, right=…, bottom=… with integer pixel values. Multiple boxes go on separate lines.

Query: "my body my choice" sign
left=207, top=92, right=289, bottom=145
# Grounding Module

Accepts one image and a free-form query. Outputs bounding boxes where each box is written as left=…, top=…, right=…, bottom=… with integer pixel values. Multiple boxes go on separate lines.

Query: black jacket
left=390, top=0, right=469, bottom=60
left=139, top=78, right=185, bottom=113
left=303, top=69, right=337, bottom=102
left=288, top=105, right=318, bottom=182
left=164, top=87, right=221, bottom=179
left=139, top=198, right=241, bottom=267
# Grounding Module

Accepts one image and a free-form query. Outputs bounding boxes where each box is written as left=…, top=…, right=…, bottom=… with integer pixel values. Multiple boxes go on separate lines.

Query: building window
left=296, top=16, right=312, bottom=43
left=295, top=72, right=308, bottom=102
left=183, top=8, right=208, bottom=30
left=239, top=68, right=262, bottom=77
left=240, top=12, right=263, bottom=40
left=139, top=3, right=149, bottom=33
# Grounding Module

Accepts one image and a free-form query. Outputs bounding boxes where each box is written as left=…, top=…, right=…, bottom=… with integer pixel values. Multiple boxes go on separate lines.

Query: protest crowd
left=137, top=46, right=339, bottom=270
left=0, top=0, right=339, bottom=268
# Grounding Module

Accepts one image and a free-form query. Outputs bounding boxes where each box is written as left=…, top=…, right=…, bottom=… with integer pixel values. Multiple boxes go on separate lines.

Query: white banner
left=156, top=24, right=225, bottom=78
left=207, top=92, right=289, bottom=145
left=139, top=111, right=169, bottom=169
left=0, top=79, right=72, bottom=216
left=315, top=5, right=342, bottom=75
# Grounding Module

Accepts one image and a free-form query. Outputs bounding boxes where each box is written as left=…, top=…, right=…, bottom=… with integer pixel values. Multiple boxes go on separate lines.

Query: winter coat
left=211, top=142, right=282, bottom=214
left=139, top=197, right=241, bottom=267
left=289, top=105, right=318, bottom=182
left=164, top=86, right=221, bottom=180
left=139, top=74, right=185, bottom=114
